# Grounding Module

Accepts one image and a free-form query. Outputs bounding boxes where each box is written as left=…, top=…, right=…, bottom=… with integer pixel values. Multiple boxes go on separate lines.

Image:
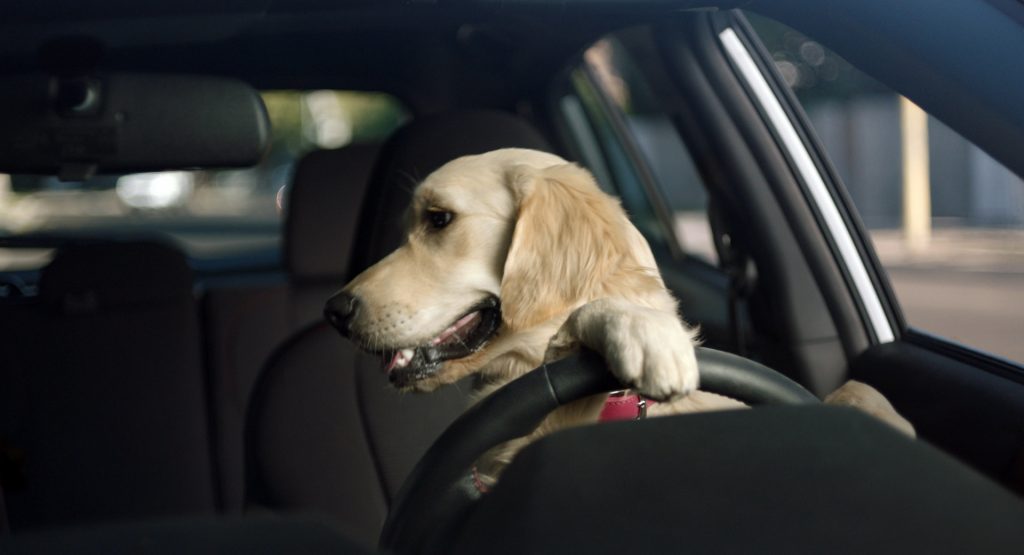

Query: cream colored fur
left=340, top=148, right=913, bottom=486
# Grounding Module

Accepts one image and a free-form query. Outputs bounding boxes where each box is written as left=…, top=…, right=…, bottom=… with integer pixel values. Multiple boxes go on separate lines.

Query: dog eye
left=427, top=210, right=453, bottom=229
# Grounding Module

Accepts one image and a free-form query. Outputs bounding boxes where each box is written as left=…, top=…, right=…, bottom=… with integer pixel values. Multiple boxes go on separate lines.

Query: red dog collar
left=599, top=390, right=655, bottom=421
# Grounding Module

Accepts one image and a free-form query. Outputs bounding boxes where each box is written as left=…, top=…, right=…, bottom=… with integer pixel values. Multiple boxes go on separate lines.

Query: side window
left=745, top=13, right=1024, bottom=363
left=555, top=28, right=719, bottom=266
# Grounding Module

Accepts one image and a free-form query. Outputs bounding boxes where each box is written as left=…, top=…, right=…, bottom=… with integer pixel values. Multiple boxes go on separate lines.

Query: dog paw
left=550, top=298, right=699, bottom=401
left=544, top=325, right=582, bottom=362
left=824, top=380, right=916, bottom=438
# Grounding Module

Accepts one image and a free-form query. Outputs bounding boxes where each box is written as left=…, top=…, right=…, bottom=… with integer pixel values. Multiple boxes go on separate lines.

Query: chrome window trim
left=718, top=27, right=895, bottom=343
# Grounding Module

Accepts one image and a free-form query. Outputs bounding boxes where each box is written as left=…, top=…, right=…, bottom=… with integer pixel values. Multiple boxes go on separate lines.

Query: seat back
left=245, top=110, right=553, bottom=548
left=201, top=143, right=381, bottom=513
left=285, top=143, right=381, bottom=320
left=0, top=241, right=216, bottom=531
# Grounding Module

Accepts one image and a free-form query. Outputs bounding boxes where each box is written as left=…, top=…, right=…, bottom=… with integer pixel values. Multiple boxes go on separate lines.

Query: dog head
left=326, top=148, right=663, bottom=390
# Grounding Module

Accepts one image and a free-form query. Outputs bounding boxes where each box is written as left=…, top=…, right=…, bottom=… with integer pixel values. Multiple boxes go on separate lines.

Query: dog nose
left=325, top=292, right=360, bottom=337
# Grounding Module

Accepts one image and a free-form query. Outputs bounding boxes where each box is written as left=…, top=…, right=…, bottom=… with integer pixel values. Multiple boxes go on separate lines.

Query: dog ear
left=500, top=163, right=657, bottom=331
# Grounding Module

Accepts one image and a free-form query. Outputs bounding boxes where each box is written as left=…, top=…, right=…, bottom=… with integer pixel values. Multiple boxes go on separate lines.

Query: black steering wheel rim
left=380, top=347, right=818, bottom=554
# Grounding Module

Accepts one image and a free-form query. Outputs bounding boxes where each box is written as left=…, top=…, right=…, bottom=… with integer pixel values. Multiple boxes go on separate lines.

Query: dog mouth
left=376, top=296, right=501, bottom=387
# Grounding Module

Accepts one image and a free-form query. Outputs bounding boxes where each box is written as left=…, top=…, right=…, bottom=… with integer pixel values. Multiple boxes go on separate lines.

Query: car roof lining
left=0, top=1, right=742, bottom=113
left=4, top=0, right=1020, bottom=172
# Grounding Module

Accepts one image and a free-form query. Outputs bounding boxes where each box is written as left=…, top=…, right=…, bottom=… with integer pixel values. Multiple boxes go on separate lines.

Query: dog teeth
left=395, top=348, right=414, bottom=368
left=384, top=348, right=416, bottom=373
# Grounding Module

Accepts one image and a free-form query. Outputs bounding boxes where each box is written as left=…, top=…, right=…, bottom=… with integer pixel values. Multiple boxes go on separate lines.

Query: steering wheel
left=380, top=347, right=819, bottom=554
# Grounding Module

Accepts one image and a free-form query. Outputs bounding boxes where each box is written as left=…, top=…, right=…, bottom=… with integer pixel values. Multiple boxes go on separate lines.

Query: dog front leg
left=545, top=298, right=700, bottom=402
left=825, top=380, right=916, bottom=437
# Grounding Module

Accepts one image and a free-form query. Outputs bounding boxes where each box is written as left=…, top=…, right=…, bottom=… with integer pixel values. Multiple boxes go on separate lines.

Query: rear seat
left=0, top=143, right=381, bottom=532
left=201, top=143, right=380, bottom=513
left=0, top=241, right=216, bottom=531
left=0, top=113, right=550, bottom=541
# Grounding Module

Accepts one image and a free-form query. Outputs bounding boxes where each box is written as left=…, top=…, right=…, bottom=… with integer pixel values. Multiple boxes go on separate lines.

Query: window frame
left=716, top=22, right=896, bottom=345
left=548, top=19, right=857, bottom=392
left=551, top=28, right=751, bottom=268
left=724, top=10, right=1024, bottom=377
left=570, top=61, right=689, bottom=261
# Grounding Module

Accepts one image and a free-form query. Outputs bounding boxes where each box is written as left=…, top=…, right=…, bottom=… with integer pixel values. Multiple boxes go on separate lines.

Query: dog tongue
left=382, top=312, right=482, bottom=373
left=431, top=311, right=482, bottom=346
left=384, top=353, right=400, bottom=373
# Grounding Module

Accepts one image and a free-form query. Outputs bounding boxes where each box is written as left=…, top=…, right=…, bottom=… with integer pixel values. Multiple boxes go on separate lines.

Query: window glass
left=558, top=29, right=719, bottom=265
left=746, top=13, right=1024, bottom=362
left=0, top=91, right=407, bottom=268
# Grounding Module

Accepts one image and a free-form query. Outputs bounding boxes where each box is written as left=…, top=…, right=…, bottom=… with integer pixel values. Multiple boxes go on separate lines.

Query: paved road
left=872, top=228, right=1024, bottom=363
left=886, top=267, right=1024, bottom=362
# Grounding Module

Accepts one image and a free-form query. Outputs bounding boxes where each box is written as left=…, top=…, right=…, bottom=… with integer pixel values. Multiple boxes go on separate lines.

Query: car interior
left=1, top=0, right=1023, bottom=553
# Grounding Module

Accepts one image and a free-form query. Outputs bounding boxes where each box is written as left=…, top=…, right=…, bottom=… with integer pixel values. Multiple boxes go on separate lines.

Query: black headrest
left=39, top=241, right=193, bottom=312
left=284, top=144, right=380, bottom=283
left=347, top=110, right=551, bottom=278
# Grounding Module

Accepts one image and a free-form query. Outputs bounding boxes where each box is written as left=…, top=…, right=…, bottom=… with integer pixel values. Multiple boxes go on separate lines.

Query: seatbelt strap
left=0, top=436, right=26, bottom=535
left=0, top=474, right=9, bottom=535
left=709, top=201, right=755, bottom=357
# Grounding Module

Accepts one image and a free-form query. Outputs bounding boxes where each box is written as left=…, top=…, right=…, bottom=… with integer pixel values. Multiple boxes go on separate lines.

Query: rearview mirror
left=0, top=73, right=270, bottom=180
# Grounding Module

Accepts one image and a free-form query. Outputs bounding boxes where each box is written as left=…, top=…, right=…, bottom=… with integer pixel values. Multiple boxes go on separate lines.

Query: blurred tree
left=261, top=91, right=306, bottom=157
left=336, top=92, right=408, bottom=142
left=261, top=90, right=406, bottom=158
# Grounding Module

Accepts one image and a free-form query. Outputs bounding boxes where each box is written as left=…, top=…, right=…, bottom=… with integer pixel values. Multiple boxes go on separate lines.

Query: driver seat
left=244, top=110, right=552, bottom=548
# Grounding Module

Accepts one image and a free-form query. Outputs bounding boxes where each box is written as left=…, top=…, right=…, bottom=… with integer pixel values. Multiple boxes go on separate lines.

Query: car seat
left=202, top=143, right=381, bottom=513
left=0, top=241, right=216, bottom=531
left=244, top=110, right=552, bottom=548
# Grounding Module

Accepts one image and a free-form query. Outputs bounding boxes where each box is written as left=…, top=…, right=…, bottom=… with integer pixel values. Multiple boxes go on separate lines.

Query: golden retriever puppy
left=327, top=148, right=911, bottom=486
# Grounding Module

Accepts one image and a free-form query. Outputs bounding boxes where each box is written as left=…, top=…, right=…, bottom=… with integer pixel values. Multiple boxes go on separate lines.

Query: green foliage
left=260, top=90, right=408, bottom=158
left=338, top=91, right=408, bottom=142
left=261, top=91, right=306, bottom=156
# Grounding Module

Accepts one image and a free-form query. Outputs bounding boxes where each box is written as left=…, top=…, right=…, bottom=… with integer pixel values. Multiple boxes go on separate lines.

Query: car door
left=547, top=6, right=1024, bottom=495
